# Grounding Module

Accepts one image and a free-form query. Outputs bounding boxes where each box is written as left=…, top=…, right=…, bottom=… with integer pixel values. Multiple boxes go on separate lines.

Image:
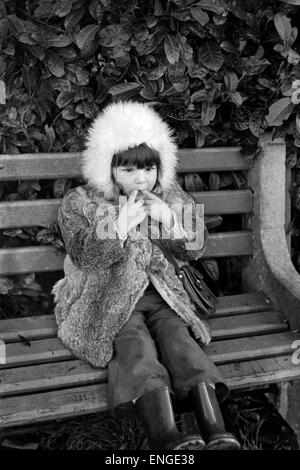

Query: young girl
left=52, top=101, right=240, bottom=450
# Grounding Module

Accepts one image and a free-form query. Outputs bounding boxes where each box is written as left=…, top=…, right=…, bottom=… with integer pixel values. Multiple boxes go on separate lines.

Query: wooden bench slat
left=0, top=149, right=250, bottom=181
left=1, top=354, right=300, bottom=429
left=206, top=331, right=300, bottom=364
left=0, top=190, right=253, bottom=229
left=0, top=153, right=81, bottom=181
left=0, top=311, right=287, bottom=346
left=0, top=383, right=109, bottom=428
left=2, top=337, right=73, bottom=368
left=214, top=293, right=273, bottom=316
left=178, top=148, right=251, bottom=172
left=191, top=190, right=253, bottom=215
left=1, top=355, right=299, bottom=399
left=2, top=330, right=297, bottom=370
left=220, top=355, right=300, bottom=390
left=0, top=232, right=253, bottom=275
left=0, top=315, right=56, bottom=343
left=203, top=231, right=253, bottom=258
left=209, top=311, right=288, bottom=339
left=0, top=293, right=274, bottom=343
left=0, top=360, right=107, bottom=397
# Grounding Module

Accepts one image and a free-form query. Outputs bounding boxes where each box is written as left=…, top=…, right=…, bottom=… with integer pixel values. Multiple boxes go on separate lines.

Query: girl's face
left=112, top=165, right=158, bottom=196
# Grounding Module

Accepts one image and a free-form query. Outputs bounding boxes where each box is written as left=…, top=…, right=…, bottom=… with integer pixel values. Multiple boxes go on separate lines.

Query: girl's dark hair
left=111, top=143, right=161, bottom=171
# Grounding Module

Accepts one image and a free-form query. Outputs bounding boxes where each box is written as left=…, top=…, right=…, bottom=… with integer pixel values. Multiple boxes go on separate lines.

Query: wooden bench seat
left=0, top=292, right=299, bottom=429
left=1, top=135, right=300, bottom=440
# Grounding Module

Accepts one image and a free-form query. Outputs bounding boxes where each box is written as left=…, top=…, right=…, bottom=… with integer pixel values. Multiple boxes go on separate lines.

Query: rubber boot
left=135, top=387, right=205, bottom=450
left=190, top=382, right=241, bottom=450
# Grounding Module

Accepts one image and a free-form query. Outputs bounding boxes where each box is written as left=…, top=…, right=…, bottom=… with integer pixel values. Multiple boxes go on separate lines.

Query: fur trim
left=81, top=101, right=178, bottom=199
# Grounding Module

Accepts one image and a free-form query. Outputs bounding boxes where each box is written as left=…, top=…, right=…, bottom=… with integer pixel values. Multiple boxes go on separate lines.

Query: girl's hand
left=141, top=190, right=174, bottom=231
left=116, top=190, right=147, bottom=238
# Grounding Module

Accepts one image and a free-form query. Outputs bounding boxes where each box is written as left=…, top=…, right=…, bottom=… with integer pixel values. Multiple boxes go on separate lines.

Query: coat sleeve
left=58, top=187, right=126, bottom=272
left=160, top=182, right=209, bottom=262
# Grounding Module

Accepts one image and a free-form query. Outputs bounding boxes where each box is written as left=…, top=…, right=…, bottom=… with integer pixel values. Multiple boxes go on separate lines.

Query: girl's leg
left=145, top=293, right=240, bottom=449
left=108, top=287, right=205, bottom=449
left=108, top=308, right=171, bottom=413
left=145, top=299, right=228, bottom=401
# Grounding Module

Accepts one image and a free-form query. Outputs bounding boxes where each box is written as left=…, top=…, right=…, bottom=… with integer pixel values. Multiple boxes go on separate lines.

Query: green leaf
left=62, top=105, right=78, bottom=120
left=64, top=9, right=85, bottom=30
left=188, top=63, right=208, bottom=80
left=48, top=53, right=65, bottom=78
left=19, top=33, right=38, bottom=45
left=200, top=259, right=219, bottom=281
left=229, top=91, right=243, bottom=106
left=47, top=34, right=72, bottom=48
left=75, top=24, right=99, bottom=50
left=176, top=33, right=193, bottom=64
left=23, top=65, right=38, bottom=94
left=15, top=273, right=35, bottom=288
left=238, top=57, right=270, bottom=76
left=198, top=40, right=224, bottom=71
left=164, top=34, right=180, bottom=65
left=34, top=1, right=55, bottom=18
left=7, top=15, right=26, bottom=34
left=99, top=25, right=131, bottom=47
left=75, top=102, right=94, bottom=117
left=266, top=98, right=294, bottom=126
left=88, top=1, right=105, bottom=22
left=58, top=46, right=77, bottom=59
left=173, top=77, right=189, bottom=92
left=191, top=89, right=207, bottom=102
left=140, top=87, right=156, bottom=100
left=274, top=13, right=293, bottom=46
left=55, top=0, right=73, bottom=17
left=73, top=89, right=93, bottom=102
left=258, top=77, right=275, bottom=89
left=224, top=72, right=238, bottom=92
left=108, top=82, right=142, bottom=99
left=220, top=41, right=238, bottom=54
left=249, top=115, right=263, bottom=137
left=198, top=0, right=226, bottom=15
left=0, top=277, right=14, bottom=294
left=194, top=129, right=205, bottom=148
left=167, top=60, right=185, bottom=83
left=29, top=45, right=45, bottom=60
left=190, top=6, right=209, bottom=26
left=75, top=66, right=89, bottom=85
left=53, top=178, right=68, bottom=198
left=56, top=89, right=74, bottom=108
left=201, top=101, right=216, bottom=125
left=209, top=172, right=221, bottom=190
left=144, top=64, right=167, bottom=81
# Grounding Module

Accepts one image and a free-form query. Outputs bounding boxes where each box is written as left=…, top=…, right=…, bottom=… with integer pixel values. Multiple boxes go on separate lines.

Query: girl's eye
left=123, top=168, right=134, bottom=173
left=146, top=166, right=156, bottom=172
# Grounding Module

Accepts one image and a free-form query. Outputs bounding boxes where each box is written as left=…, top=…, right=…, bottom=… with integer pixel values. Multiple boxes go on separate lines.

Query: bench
left=1, top=133, right=300, bottom=441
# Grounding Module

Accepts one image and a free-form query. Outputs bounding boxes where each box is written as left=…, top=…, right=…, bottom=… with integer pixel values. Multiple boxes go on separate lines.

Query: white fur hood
left=81, top=101, right=179, bottom=199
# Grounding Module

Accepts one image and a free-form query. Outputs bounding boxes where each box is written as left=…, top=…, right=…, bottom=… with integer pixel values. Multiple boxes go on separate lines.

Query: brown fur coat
left=52, top=182, right=211, bottom=368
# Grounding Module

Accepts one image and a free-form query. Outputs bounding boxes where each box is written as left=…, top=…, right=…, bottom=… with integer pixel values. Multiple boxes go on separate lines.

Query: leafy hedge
left=0, top=0, right=300, bottom=316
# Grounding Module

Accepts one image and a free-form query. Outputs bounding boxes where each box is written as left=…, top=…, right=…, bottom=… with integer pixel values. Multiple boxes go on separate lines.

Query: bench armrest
left=244, top=134, right=300, bottom=330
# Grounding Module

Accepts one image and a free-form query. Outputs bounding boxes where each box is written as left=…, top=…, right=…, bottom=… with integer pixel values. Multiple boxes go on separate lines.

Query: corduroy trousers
left=108, top=283, right=228, bottom=413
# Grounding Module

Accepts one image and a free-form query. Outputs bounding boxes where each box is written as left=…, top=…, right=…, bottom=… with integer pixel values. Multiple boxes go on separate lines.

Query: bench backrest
left=0, top=148, right=254, bottom=276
